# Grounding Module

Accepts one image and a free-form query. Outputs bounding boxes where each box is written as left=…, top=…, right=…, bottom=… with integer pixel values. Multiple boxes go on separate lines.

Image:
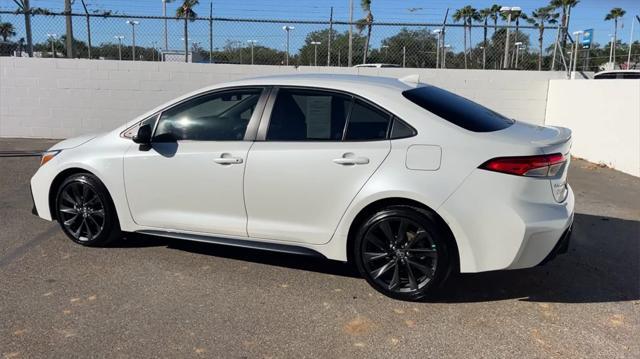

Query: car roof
left=595, top=70, right=640, bottom=75
left=222, top=73, right=415, bottom=92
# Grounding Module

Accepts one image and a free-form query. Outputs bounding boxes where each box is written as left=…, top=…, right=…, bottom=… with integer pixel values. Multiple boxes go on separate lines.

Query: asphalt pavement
left=1, top=138, right=638, bottom=358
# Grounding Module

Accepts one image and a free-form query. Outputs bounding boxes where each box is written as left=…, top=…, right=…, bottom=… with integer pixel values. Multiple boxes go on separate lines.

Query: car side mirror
left=133, top=124, right=152, bottom=144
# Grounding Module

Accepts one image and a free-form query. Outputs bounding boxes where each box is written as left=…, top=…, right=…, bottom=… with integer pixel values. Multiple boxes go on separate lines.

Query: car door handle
left=214, top=155, right=243, bottom=165
left=333, top=156, right=370, bottom=165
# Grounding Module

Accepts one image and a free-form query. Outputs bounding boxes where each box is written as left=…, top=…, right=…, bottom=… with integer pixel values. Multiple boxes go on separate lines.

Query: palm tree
left=356, top=0, right=373, bottom=64
left=479, top=8, right=493, bottom=69
left=0, top=22, right=16, bottom=42
left=527, top=6, right=559, bottom=70
left=453, top=5, right=479, bottom=69
left=605, top=7, right=626, bottom=64
left=550, top=0, right=579, bottom=51
left=501, top=9, right=525, bottom=68
left=176, top=0, right=199, bottom=63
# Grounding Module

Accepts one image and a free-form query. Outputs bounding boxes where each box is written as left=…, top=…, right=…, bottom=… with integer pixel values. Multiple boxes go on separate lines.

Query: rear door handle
left=214, top=154, right=243, bottom=165
left=333, top=154, right=370, bottom=165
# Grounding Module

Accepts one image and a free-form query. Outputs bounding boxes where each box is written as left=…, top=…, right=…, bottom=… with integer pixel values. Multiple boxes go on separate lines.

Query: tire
left=55, top=173, right=122, bottom=247
left=353, top=205, right=453, bottom=301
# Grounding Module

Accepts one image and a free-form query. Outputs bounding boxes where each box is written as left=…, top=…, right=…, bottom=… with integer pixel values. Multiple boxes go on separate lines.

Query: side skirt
left=136, top=230, right=326, bottom=258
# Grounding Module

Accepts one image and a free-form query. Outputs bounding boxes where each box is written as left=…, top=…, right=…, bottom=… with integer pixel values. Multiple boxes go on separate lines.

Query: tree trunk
left=64, top=0, right=74, bottom=58
left=463, top=21, right=468, bottom=69
left=184, top=17, right=189, bottom=63
left=613, top=19, right=617, bottom=64
left=483, top=18, right=487, bottom=69
left=538, top=27, right=544, bottom=71
left=363, top=24, right=371, bottom=64
left=468, top=20, right=474, bottom=65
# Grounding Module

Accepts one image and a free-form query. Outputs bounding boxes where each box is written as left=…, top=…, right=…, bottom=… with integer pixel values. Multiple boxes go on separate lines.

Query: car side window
left=154, top=88, right=262, bottom=141
left=344, top=99, right=391, bottom=141
left=266, top=89, right=351, bottom=141
left=121, top=114, right=158, bottom=139
left=390, top=117, right=417, bottom=139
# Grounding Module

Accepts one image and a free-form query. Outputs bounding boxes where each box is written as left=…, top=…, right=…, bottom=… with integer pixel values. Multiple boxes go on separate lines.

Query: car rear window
left=402, top=86, right=514, bottom=132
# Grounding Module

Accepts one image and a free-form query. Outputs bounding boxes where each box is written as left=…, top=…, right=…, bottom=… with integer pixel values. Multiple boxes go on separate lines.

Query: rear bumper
left=438, top=169, right=575, bottom=273
left=538, top=223, right=572, bottom=266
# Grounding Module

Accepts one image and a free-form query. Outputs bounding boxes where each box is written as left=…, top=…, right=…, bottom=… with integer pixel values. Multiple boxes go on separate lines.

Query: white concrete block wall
left=545, top=80, right=640, bottom=177
left=0, top=57, right=564, bottom=139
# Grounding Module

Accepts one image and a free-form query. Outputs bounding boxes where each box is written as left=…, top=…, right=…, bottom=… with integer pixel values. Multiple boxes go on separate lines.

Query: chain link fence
left=0, top=10, right=577, bottom=71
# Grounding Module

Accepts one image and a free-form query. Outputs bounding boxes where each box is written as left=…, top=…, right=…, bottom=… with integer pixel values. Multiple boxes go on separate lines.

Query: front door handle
left=333, top=153, right=370, bottom=165
left=214, top=153, right=243, bottom=165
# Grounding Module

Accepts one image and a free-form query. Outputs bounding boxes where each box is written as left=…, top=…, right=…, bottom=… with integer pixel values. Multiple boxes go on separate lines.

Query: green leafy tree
left=373, top=28, right=437, bottom=68
left=527, top=6, right=559, bottom=70
left=0, top=22, right=16, bottom=41
left=299, top=29, right=366, bottom=66
left=355, top=0, right=373, bottom=64
left=176, top=0, right=199, bottom=62
left=550, top=0, right=580, bottom=51
left=605, top=7, right=626, bottom=63
left=453, top=5, right=480, bottom=69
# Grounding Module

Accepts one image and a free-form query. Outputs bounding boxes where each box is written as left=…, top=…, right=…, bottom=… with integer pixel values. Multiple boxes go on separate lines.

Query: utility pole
left=627, top=16, right=638, bottom=68
left=47, top=33, right=57, bottom=58
left=114, top=35, right=124, bottom=60
left=311, top=41, right=321, bottom=66
left=402, top=46, right=406, bottom=67
left=127, top=20, right=139, bottom=61
left=439, top=8, right=449, bottom=70
left=327, top=6, right=333, bottom=66
left=64, top=0, right=74, bottom=58
left=162, top=0, right=169, bottom=51
left=433, top=29, right=442, bottom=68
left=348, top=0, right=353, bottom=67
left=282, top=26, right=294, bottom=65
left=80, top=0, right=91, bottom=59
left=21, top=0, right=34, bottom=57
left=209, top=1, right=213, bottom=63
left=247, top=40, right=257, bottom=64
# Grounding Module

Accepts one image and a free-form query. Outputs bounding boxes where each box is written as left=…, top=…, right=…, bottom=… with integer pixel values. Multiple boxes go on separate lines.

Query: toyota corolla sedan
left=31, top=74, right=574, bottom=301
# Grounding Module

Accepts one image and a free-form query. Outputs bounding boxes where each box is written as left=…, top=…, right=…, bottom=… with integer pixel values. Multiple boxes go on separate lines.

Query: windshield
left=402, top=86, right=514, bottom=132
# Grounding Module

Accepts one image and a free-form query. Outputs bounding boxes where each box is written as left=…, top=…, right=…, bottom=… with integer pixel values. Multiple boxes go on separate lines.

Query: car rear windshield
left=402, top=86, right=514, bottom=132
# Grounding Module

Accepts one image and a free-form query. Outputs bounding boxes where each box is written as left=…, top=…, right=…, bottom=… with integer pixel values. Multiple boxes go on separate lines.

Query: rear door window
left=403, top=86, right=514, bottom=132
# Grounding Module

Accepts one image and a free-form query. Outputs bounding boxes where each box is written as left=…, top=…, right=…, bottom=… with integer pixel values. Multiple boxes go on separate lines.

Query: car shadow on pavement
left=115, top=213, right=638, bottom=303
left=436, top=213, right=640, bottom=304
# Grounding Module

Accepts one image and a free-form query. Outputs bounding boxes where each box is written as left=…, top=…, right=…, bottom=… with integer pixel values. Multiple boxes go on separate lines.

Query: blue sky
left=1, top=0, right=638, bottom=53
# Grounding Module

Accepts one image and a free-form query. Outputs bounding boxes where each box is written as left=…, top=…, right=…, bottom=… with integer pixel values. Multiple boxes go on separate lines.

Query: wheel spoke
left=71, top=184, right=83, bottom=204
left=405, top=260, right=418, bottom=290
left=85, top=193, right=99, bottom=206
left=61, top=191, right=77, bottom=205
left=63, top=213, right=80, bottom=226
left=72, top=219, right=85, bottom=238
left=397, top=219, right=408, bottom=245
left=406, top=248, right=437, bottom=258
left=92, top=209, right=105, bottom=218
left=84, top=220, right=93, bottom=241
left=379, top=221, right=395, bottom=242
left=407, top=259, right=431, bottom=275
left=371, top=259, right=396, bottom=279
left=388, top=260, right=400, bottom=290
left=366, top=233, right=388, bottom=252
left=82, top=184, right=89, bottom=203
left=364, top=252, right=387, bottom=262
left=88, top=214, right=102, bottom=229
left=59, top=206, right=78, bottom=214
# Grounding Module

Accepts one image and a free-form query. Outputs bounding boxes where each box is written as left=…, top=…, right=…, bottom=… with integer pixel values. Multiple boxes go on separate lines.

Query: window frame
left=149, top=86, right=270, bottom=142
left=256, top=86, right=416, bottom=142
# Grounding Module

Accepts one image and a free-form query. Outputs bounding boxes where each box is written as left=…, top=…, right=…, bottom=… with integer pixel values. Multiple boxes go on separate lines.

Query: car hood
left=48, top=133, right=99, bottom=151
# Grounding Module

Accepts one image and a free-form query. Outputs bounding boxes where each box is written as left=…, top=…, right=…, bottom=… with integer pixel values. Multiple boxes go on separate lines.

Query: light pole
left=402, top=46, right=406, bottom=68
left=162, top=0, right=169, bottom=51
left=311, top=41, right=321, bottom=66
left=381, top=45, right=389, bottom=62
left=443, top=44, right=451, bottom=68
left=282, top=26, right=294, bottom=66
left=114, top=35, right=124, bottom=60
left=151, top=41, right=157, bottom=61
left=433, top=29, right=442, bottom=68
left=500, top=6, right=521, bottom=69
left=608, top=34, right=614, bottom=65
left=46, top=33, right=57, bottom=58
left=247, top=40, right=257, bottom=65
left=572, top=30, right=583, bottom=75
left=514, top=41, right=522, bottom=68
left=126, top=20, right=139, bottom=61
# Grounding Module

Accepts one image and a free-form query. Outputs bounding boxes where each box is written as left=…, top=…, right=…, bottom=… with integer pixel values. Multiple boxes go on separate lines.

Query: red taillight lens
left=479, top=153, right=566, bottom=177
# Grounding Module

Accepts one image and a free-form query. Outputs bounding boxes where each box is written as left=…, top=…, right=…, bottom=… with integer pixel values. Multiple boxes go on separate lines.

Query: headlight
left=40, top=150, right=61, bottom=166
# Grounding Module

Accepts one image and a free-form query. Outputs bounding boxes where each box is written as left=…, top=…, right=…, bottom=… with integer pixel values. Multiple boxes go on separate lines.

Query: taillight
left=479, top=153, right=566, bottom=177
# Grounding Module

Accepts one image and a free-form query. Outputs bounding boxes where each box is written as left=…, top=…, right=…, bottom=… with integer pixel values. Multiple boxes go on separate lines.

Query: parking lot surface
left=1, top=138, right=639, bottom=358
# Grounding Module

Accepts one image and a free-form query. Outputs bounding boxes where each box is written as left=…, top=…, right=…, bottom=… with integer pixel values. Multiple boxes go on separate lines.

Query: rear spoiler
left=532, top=126, right=572, bottom=146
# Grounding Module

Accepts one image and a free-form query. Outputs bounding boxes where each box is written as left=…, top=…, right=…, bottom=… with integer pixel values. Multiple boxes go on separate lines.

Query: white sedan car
left=31, top=74, right=574, bottom=301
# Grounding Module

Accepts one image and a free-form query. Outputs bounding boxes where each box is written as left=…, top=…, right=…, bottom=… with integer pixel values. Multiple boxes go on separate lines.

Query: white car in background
left=30, top=74, right=574, bottom=301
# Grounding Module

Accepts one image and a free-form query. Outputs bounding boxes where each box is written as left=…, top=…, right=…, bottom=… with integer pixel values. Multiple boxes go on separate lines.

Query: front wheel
left=55, top=173, right=121, bottom=246
left=354, top=206, right=453, bottom=301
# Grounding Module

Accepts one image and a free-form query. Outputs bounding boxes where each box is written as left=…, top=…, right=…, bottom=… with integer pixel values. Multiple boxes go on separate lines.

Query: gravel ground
left=1, top=138, right=638, bottom=358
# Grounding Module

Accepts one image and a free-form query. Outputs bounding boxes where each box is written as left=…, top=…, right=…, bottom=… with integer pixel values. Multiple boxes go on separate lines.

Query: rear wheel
left=354, top=206, right=452, bottom=301
left=55, top=173, right=121, bottom=246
